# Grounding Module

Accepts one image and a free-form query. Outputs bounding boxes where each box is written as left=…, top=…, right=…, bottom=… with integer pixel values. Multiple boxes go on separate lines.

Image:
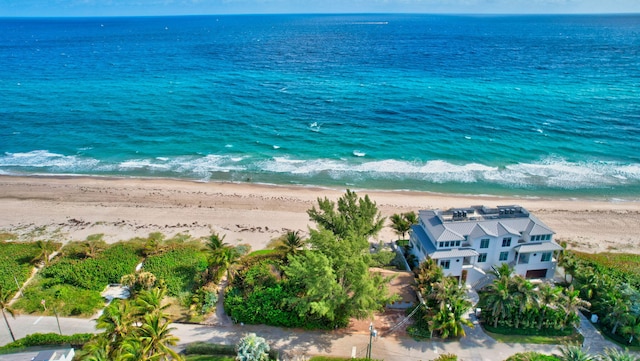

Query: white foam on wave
left=0, top=150, right=99, bottom=170
left=353, top=150, right=366, bottom=157
left=258, top=155, right=640, bottom=189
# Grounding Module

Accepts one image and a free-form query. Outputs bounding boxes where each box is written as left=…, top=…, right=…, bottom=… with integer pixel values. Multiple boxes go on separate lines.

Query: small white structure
left=32, top=348, right=74, bottom=361
left=409, top=205, right=562, bottom=286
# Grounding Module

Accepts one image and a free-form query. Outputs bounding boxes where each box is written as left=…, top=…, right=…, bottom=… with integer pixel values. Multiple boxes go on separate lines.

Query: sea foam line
left=1, top=150, right=640, bottom=190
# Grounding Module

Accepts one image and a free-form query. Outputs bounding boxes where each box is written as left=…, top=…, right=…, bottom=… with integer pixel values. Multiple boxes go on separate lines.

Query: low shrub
left=15, top=282, right=105, bottom=316
left=369, top=250, right=396, bottom=267
left=143, top=246, right=208, bottom=297
left=0, top=332, right=93, bottom=352
left=0, top=241, right=40, bottom=293
left=506, top=352, right=559, bottom=361
left=184, top=342, right=236, bottom=356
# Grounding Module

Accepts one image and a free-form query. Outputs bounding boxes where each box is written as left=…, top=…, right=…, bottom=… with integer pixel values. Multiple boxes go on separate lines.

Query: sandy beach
left=1, top=175, right=639, bottom=254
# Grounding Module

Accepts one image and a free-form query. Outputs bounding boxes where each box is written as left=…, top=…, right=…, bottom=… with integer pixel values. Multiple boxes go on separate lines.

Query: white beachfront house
left=409, top=205, right=563, bottom=286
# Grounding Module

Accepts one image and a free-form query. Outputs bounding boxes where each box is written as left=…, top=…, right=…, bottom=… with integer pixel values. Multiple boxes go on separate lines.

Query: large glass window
left=541, top=252, right=552, bottom=262
left=499, top=251, right=509, bottom=261
left=480, top=239, right=490, bottom=249
left=478, top=253, right=488, bottom=262
left=440, top=260, right=451, bottom=269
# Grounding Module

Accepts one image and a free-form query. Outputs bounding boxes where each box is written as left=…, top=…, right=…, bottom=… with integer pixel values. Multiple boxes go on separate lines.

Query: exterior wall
left=514, top=251, right=557, bottom=278
left=409, top=232, right=427, bottom=261
left=468, top=234, right=518, bottom=272
left=437, top=257, right=464, bottom=278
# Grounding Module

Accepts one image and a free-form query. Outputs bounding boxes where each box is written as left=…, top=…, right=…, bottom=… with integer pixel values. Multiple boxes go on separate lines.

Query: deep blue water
left=1, top=14, right=640, bottom=198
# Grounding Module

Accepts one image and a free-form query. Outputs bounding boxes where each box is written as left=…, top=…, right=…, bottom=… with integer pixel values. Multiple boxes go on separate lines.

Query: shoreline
left=1, top=174, right=640, bottom=254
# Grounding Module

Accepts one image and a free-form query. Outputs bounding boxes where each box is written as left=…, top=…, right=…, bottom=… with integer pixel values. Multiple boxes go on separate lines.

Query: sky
left=1, top=0, right=640, bottom=17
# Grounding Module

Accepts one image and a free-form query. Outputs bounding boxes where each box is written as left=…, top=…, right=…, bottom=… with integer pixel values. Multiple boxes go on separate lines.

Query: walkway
left=577, top=312, right=620, bottom=354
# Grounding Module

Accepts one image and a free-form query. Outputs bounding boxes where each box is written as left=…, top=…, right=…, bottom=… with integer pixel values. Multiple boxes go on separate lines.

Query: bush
left=0, top=242, right=41, bottom=293
left=506, top=352, right=559, bottom=361
left=0, top=332, right=93, bottom=352
left=369, top=250, right=396, bottom=267
left=185, top=342, right=236, bottom=356
left=143, top=246, right=208, bottom=296
left=41, top=242, right=141, bottom=291
left=15, top=282, right=104, bottom=316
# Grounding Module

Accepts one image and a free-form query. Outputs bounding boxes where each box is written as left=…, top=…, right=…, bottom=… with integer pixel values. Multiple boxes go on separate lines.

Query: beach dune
left=1, top=176, right=639, bottom=254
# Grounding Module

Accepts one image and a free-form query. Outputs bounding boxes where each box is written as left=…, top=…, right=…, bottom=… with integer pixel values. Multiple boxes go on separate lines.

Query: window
left=499, top=251, right=509, bottom=261
left=546, top=234, right=552, bottom=240
left=440, top=260, right=450, bottom=269
left=502, top=237, right=512, bottom=247
left=478, top=253, right=488, bottom=263
left=439, top=242, right=444, bottom=248
left=480, top=239, right=490, bottom=249
left=444, top=241, right=450, bottom=247
left=541, top=252, right=552, bottom=262
left=455, top=240, right=461, bottom=247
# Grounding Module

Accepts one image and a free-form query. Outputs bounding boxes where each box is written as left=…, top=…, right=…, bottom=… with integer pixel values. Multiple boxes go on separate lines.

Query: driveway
left=1, top=314, right=563, bottom=361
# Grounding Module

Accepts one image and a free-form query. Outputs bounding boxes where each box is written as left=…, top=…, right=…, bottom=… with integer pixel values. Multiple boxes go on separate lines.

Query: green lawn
left=483, top=328, right=583, bottom=345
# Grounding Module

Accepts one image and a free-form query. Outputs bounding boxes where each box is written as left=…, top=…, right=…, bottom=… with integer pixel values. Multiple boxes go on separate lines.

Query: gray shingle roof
left=431, top=248, right=479, bottom=259
left=514, top=242, right=563, bottom=253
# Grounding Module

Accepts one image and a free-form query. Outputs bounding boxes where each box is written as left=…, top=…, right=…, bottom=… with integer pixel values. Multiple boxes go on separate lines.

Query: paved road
left=1, top=313, right=564, bottom=361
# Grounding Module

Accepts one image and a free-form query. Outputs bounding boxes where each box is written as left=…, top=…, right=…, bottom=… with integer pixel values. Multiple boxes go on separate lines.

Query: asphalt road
left=0, top=314, right=562, bottom=361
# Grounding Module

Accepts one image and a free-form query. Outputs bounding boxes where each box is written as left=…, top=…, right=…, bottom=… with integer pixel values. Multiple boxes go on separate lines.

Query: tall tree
left=561, top=286, right=591, bottom=328
left=389, top=211, right=419, bottom=240
left=484, top=276, right=513, bottom=328
left=537, top=282, right=562, bottom=329
left=0, top=286, right=16, bottom=343
left=137, top=313, right=183, bottom=361
left=307, top=189, right=384, bottom=240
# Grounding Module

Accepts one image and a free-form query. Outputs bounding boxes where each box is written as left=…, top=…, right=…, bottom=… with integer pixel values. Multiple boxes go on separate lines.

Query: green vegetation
left=561, top=250, right=640, bottom=347
left=144, top=244, right=208, bottom=297
left=225, top=190, right=395, bottom=329
left=0, top=241, right=43, bottom=293
left=506, top=352, right=559, bottom=361
left=13, top=241, right=142, bottom=317
left=80, top=286, right=183, bottom=360
left=483, top=325, right=583, bottom=344
left=411, top=259, right=472, bottom=339
left=236, top=333, right=270, bottom=361
left=477, top=264, right=584, bottom=337
left=389, top=211, right=418, bottom=240
left=0, top=332, right=93, bottom=353
left=185, top=356, right=234, bottom=361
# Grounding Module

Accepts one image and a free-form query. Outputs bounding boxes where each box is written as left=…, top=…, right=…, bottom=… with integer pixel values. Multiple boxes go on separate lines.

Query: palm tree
left=389, top=213, right=410, bottom=240
left=137, top=313, right=183, bottom=360
left=135, top=287, right=170, bottom=320
left=205, top=232, right=228, bottom=253
left=620, top=314, right=640, bottom=345
left=415, top=258, right=443, bottom=295
left=558, top=345, right=595, bottom=361
left=510, top=276, right=536, bottom=329
left=95, top=299, right=134, bottom=357
left=403, top=211, right=418, bottom=227
left=484, top=277, right=513, bottom=328
left=537, top=282, right=562, bottom=329
left=273, top=230, right=306, bottom=257
left=561, top=286, right=590, bottom=328
left=490, top=263, right=514, bottom=281
left=0, top=286, right=17, bottom=342
left=32, top=240, right=58, bottom=266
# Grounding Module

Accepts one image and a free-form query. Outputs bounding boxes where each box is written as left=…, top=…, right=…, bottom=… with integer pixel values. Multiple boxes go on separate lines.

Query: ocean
left=1, top=14, right=639, bottom=199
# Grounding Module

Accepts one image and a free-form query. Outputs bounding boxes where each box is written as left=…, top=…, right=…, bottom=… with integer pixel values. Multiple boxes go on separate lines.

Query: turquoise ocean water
left=1, top=14, right=639, bottom=199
